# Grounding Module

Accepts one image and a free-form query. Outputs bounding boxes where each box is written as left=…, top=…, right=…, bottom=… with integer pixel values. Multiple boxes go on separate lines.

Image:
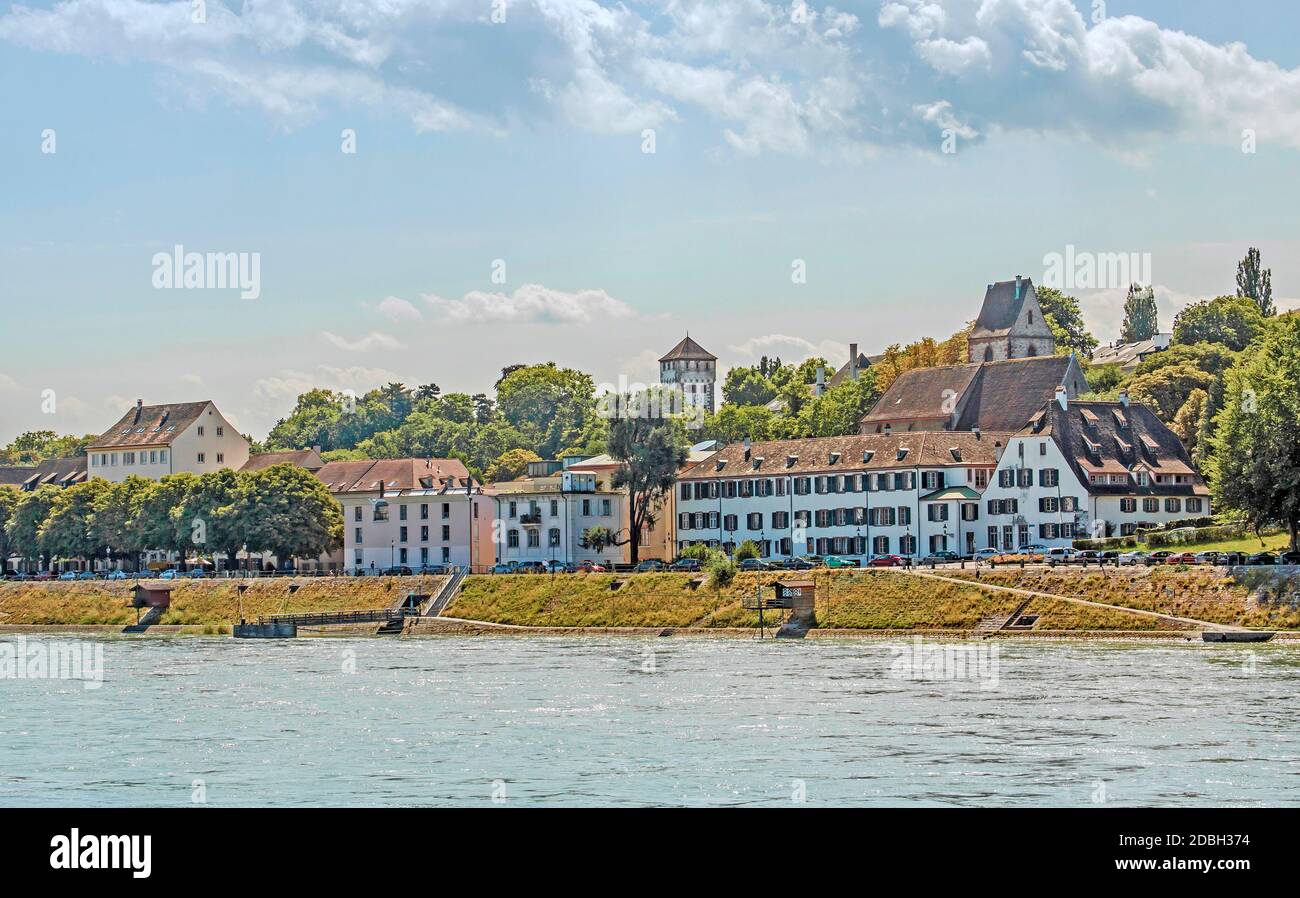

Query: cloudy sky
left=3, top=0, right=1300, bottom=443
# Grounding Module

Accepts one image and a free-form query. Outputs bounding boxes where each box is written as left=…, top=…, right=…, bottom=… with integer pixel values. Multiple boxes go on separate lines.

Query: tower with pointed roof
left=659, top=334, right=716, bottom=413
left=967, top=275, right=1056, bottom=363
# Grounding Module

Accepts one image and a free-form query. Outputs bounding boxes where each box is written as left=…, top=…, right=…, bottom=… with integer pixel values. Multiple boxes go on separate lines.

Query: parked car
left=379, top=565, right=414, bottom=576
left=577, top=560, right=606, bottom=573
left=669, top=558, right=702, bottom=572
left=738, top=558, right=773, bottom=571
left=488, top=563, right=516, bottom=574
left=1219, top=551, right=1248, bottom=567
left=516, top=561, right=547, bottom=574
left=76, top=571, right=99, bottom=580
left=633, top=559, right=667, bottom=573
left=1023, top=544, right=1050, bottom=554
left=1193, top=551, right=1221, bottom=565
left=824, top=556, right=860, bottom=568
left=1279, top=551, right=1300, bottom=566
left=868, top=554, right=904, bottom=567
left=1045, top=547, right=1078, bottom=563
left=6, top=572, right=33, bottom=581
left=783, top=557, right=818, bottom=570
left=921, top=551, right=960, bottom=565
left=34, top=571, right=55, bottom=581
left=546, top=560, right=576, bottom=574
left=1165, top=552, right=1198, bottom=565
left=1144, top=551, right=1173, bottom=566
left=104, top=570, right=129, bottom=580
left=1117, top=550, right=1148, bottom=566
left=1099, top=551, right=1120, bottom=563
left=416, top=564, right=449, bottom=575
left=58, top=571, right=78, bottom=581
left=973, top=547, right=1000, bottom=562
left=1247, top=552, right=1278, bottom=566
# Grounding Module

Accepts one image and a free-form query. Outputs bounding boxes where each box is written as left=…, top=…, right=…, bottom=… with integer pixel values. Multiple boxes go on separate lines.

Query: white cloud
left=373, top=296, right=423, bottom=323
left=421, top=283, right=638, bottom=325
left=321, top=330, right=405, bottom=352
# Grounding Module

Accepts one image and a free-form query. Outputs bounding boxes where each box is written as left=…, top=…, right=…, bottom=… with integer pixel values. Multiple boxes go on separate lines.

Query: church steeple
left=967, top=276, right=1056, bottom=363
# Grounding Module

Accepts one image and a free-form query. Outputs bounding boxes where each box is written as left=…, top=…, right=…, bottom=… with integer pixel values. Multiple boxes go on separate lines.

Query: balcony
left=519, top=512, right=542, bottom=526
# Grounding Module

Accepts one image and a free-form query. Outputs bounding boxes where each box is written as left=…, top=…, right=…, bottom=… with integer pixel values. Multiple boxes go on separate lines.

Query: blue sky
left=2, top=0, right=1300, bottom=443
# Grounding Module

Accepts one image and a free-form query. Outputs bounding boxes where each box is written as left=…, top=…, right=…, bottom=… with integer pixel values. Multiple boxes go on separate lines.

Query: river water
left=1, top=635, right=1296, bottom=807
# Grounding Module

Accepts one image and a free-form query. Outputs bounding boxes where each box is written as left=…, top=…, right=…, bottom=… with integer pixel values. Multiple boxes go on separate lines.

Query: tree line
left=0, top=465, right=342, bottom=572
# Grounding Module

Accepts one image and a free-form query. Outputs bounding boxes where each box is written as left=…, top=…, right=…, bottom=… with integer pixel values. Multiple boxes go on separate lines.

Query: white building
left=659, top=335, right=716, bottom=413
left=980, top=389, right=1210, bottom=549
left=488, top=462, right=626, bottom=568
left=674, top=431, right=1010, bottom=562
left=86, top=400, right=249, bottom=482
left=315, top=458, right=493, bottom=573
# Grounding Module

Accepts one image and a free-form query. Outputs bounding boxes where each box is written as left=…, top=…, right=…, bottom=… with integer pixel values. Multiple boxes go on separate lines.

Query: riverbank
left=1, top=567, right=1295, bottom=637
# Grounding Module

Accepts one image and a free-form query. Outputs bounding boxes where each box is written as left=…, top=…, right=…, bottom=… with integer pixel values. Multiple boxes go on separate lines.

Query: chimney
left=1015, top=275, right=1022, bottom=300
left=1055, top=385, right=1068, bottom=411
left=743, top=437, right=751, bottom=461
left=883, top=423, right=892, bottom=436
left=1119, top=389, right=1129, bottom=409
left=134, top=398, right=143, bottom=424
left=815, top=366, right=826, bottom=396
left=312, top=445, right=321, bottom=454
left=849, top=343, right=858, bottom=382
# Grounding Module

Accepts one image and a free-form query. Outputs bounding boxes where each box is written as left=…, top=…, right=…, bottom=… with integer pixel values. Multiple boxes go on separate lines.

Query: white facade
left=339, top=491, right=490, bottom=573
left=491, top=470, right=626, bottom=567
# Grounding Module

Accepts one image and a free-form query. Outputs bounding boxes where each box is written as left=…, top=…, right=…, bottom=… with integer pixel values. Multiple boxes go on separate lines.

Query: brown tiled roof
left=825, top=351, right=876, bottom=388
left=88, top=401, right=212, bottom=449
left=972, top=277, right=1036, bottom=338
left=861, top=355, right=1079, bottom=434
left=315, top=458, right=473, bottom=494
left=241, top=449, right=324, bottom=472
left=1024, top=400, right=1208, bottom=496
left=0, top=466, right=31, bottom=487
left=659, top=335, right=716, bottom=362
left=0, top=457, right=88, bottom=488
left=677, top=431, right=1010, bottom=480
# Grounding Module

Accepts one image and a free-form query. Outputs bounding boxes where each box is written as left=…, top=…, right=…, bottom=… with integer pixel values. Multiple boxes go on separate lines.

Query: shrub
left=679, top=543, right=713, bottom=562
left=734, top=540, right=760, bottom=562
left=707, top=553, right=737, bottom=588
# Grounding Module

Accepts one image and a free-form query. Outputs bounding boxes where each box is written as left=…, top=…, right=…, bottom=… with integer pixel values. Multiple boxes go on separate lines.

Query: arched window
left=983, top=346, right=993, bottom=362
left=1027, top=344, right=1036, bottom=356
left=1028, top=310, right=1034, bottom=325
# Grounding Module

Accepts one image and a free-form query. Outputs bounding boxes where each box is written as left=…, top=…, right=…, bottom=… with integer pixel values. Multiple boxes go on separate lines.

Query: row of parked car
left=977, top=546, right=1300, bottom=566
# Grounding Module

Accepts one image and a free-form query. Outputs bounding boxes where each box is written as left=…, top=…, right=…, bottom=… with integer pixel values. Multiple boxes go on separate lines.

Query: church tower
left=659, top=335, right=716, bottom=413
left=967, top=275, right=1057, bottom=363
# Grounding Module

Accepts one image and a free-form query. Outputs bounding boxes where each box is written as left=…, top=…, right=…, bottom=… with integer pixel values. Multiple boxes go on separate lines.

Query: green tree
left=1170, top=388, right=1209, bottom=456
left=580, top=525, right=617, bottom=554
left=241, top=465, right=344, bottom=567
left=1083, top=363, right=1126, bottom=394
left=181, top=469, right=250, bottom=570
left=1235, top=246, right=1274, bottom=317
left=5, top=486, right=60, bottom=570
left=785, top=371, right=880, bottom=437
left=1119, top=284, right=1159, bottom=343
left=0, top=431, right=96, bottom=465
left=136, top=473, right=201, bottom=569
left=1172, top=295, right=1265, bottom=351
left=1126, top=364, right=1215, bottom=422
left=700, top=403, right=779, bottom=443
left=1207, top=315, right=1300, bottom=549
left=1035, top=286, right=1099, bottom=358
left=485, top=448, right=543, bottom=483
left=608, top=405, right=688, bottom=564
left=496, top=363, right=598, bottom=460
left=0, top=486, right=22, bottom=569
left=721, top=367, right=777, bottom=407
left=734, top=539, right=760, bottom=562
left=39, top=479, right=112, bottom=567
left=91, top=476, right=153, bottom=570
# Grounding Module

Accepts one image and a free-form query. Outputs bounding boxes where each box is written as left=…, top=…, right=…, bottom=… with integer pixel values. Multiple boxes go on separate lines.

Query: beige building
left=87, top=400, right=250, bottom=482
left=967, top=276, right=1057, bottom=363
left=488, top=460, right=627, bottom=568
left=316, top=458, right=493, bottom=573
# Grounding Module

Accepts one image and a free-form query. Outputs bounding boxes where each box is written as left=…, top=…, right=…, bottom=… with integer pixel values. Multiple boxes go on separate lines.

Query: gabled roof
left=677, top=431, right=1009, bottom=480
left=89, top=401, right=213, bottom=449
left=0, top=457, right=88, bottom=489
left=241, top=449, right=324, bottom=473
left=314, top=458, right=473, bottom=494
left=659, top=335, right=716, bottom=362
left=1021, top=400, right=1207, bottom=496
left=861, top=355, right=1080, bottom=434
left=972, top=277, right=1039, bottom=339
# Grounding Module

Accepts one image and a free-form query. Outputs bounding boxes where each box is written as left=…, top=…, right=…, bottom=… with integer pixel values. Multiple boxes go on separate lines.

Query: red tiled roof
left=314, top=458, right=474, bottom=494
left=659, top=335, right=716, bottom=362
left=88, top=401, right=212, bottom=449
left=241, top=449, right=323, bottom=472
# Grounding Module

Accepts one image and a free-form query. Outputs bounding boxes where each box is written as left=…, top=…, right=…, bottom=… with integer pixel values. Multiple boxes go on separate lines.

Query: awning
left=919, top=486, right=982, bottom=502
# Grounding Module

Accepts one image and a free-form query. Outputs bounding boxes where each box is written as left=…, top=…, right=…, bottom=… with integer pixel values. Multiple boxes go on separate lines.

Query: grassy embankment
left=0, top=576, right=439, bottom=630
left=446, top=570, right=1179, bottom=631
left=1143, top=531, right=1291, bottom=555
left=942, top=566, right=1299, bottom=630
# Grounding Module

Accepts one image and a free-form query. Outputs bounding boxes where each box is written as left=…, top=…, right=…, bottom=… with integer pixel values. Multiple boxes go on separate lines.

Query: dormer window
left=896, top=448, right=909, bottom=461
left=785, top=454, right=798, bottom=468
left=715, top=459, right=727, bottom=472
left=949, top=447, right=961, bottom=462
left=861, top=450, right=874, bottom=463
left=828, top=451, right=840, bottom=465
left=752, top=456, right=763, bottom=470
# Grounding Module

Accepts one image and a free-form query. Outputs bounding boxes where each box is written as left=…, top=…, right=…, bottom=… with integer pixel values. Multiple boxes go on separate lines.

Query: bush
left=1143, top=523, right=1245, bottom=547
left=707, top=553, right=737, bottom=588
left=734, top=540, right=760, bottom=562
left=679, top=543, right=713, bottom=562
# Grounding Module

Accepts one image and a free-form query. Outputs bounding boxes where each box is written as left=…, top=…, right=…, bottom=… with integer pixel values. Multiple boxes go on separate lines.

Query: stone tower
left=967, top=275, right=1057, bottom=363
left=659, top=335, right=716, bottom=413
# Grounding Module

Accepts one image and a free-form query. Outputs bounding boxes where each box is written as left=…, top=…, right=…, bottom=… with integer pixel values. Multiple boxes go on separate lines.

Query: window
left=773, top=511, right=789, bottom=529
left=442, top=525, right=450, bottom=541
left=1018, top=524, right=1030, bottom=547
left=527, top=530, right=540, bottom=548
left=150, top=450, right=158, bottom=464
left=442, top=547, right=451, bottom=563
left=961, top=503, right=979, bottom=522
left=399, top=526, right=408, bottom=542
left=160, top=450, right=167, bottom=464
left=216, top=453, right=224, bottom=464
left=420, top=526, right=429, bottom=542
left=1165, top=498, right=1181, bottom=513
left=354, top=527, right=363, bottom=544
left=399, top=549, right=408, bottom=564
left=197, top=453, right=206, bottom=464
left=582, top=499, right=591, bottom=515
left=926, top=504, right=949, bottom=522
left=508, top=501, right=517, bottom=518
left=998, top=469, right=1015, bottom=488
left=354, top=506, right=362, bottom=522
left=442, top=503, right=450, bottom=520
left=421, top=548, right=429, bottom=565
left=1040, top=468, right=1058, bottom=487
left=987, top=526, right=998, bottom=548
left=216, top=426, right=224, bottom=437
left=1186, top=498, right=1203, bottom=513
left=900, top=535, right=916, bottom=556
left=373, top=504, right=388, bottom=522
left=872, top=536, right=890, bottom=555
left=601, top=499, right=611, bottom=516
left=1120, top=498, right=1136, bottom=513
left=973, top=468, right=988, bottom=488
left=550, top=500, right=559, bottom=516
left=1039, top=497, right=1059, bottom=513
left=1060, top=496, right=1076, bottom=512
left=399, top=505, right=408, bottom=521
left=507, top=529, right=519, bottom=548
left=1142, top=498, right=1159, bottom=513
left=197, top=426, right=204, bottom=437
left=1017, top=468, right=1033, bottom=488
left=747, top=512, right=763, bottom=530
left=898, top=506, right=911, bottom=526
left=548, top=528, right=561, bottom=547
